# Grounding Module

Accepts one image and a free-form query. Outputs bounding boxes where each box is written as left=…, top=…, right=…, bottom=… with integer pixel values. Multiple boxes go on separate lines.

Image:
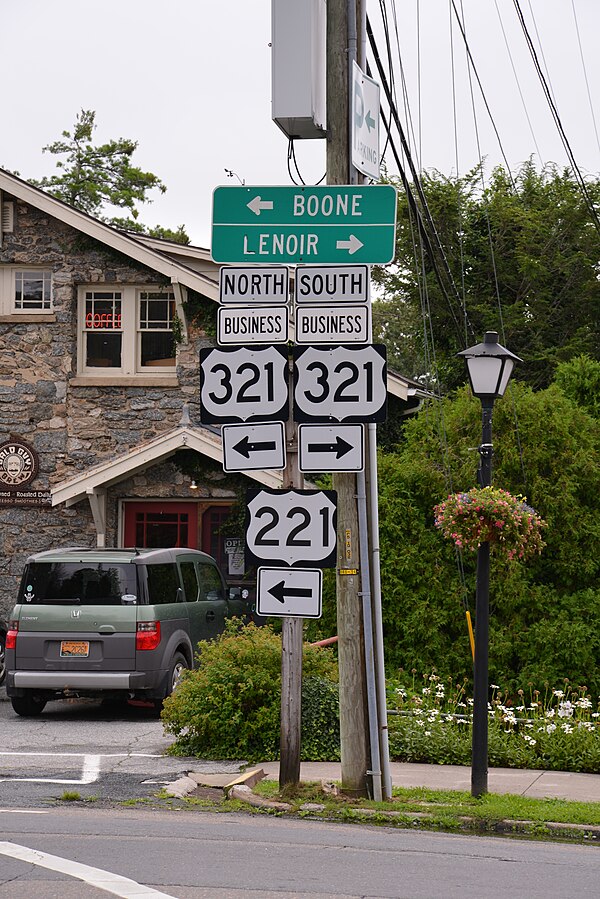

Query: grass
left=59, top=791, right=81, bottom=802
left=249, top=779, right=600, bottom=839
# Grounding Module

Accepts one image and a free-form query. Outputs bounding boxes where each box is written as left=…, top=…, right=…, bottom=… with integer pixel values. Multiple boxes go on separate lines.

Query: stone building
left=0, top=167, right=415, bottom=617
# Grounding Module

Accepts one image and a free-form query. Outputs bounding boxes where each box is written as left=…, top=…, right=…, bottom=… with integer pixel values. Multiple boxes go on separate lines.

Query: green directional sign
left=211, top=184, right=397, bottom=265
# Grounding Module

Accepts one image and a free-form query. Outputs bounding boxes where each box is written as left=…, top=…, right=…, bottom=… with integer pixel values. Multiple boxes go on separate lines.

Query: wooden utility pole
left=327, top=0, right=370, bottom=796
left=279, top=382, right=303, bottom=788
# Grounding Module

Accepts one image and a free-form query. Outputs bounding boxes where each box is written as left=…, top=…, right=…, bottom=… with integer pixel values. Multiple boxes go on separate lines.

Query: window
left=139, top=291, right=176, bottom=368
left=0, top=266, right=53, bottom=315
left=19, top=562, right=138, bottom=606
left=78, top=285, right=176, bottom=377
left=198, top=563, right=225, bottom=603
left=146, top=564, right=182, bottom=605
left=180, top=561, right=199, bottom=602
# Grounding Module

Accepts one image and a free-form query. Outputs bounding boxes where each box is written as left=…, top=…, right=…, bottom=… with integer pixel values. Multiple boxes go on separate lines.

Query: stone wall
left=0, top=195, right=221, bottom=616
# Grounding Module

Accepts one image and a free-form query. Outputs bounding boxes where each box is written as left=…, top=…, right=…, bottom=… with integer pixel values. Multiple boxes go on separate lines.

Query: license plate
left=60, top=640, right=89, bottom=658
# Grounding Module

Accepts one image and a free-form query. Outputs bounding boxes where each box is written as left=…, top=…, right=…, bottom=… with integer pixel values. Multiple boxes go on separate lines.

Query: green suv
left=5, top=546, right=251, bottom=717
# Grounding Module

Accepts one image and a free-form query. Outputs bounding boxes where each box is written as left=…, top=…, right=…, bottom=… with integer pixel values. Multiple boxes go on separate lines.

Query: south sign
left=292, top=344, right=387, bottom=423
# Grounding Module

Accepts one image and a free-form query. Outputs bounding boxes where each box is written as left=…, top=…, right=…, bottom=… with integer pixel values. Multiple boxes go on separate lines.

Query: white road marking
left=0, top=754, right=101, bottom=785
left=0, top=841, right=177, bottom=899
left=0, top=752, right=164, bottom=757
left=0, top=751, right=167, bottom=784
left=0, top=809, right=49, bottom=814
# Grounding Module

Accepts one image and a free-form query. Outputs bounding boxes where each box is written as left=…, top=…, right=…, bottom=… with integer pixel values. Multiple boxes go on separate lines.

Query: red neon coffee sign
left=85, top=312, right=122, bottom=329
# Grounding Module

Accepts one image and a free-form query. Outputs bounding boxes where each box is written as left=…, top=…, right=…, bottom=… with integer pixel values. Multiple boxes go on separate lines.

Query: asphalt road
left=0, top=690, right=243, bottom=807
left=2, top=805, right=600, bottom=898
left=2, top=690, right=600, bottom=898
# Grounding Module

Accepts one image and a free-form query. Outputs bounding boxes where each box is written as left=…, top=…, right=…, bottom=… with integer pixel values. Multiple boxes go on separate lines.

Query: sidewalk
left=257, top=761, right=600, bottom=803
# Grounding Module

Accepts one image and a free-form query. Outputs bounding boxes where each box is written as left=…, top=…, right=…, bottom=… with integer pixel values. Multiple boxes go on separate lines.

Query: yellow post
left=466, top=610, right=475, bottom=662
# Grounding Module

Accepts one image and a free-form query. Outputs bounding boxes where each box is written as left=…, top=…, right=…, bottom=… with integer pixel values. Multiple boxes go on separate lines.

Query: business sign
left=292, top=344, right=387, bottom=423
left=222, top=422, right=286, bottom=472
left=245, top=488, right=337, bottom=568
left=257, top=567, right=322, bottom=619
left=295, top=264, right=370, bottom=303
left=217, top=305, right=289, bottom=345
left=352, top=61, right=380, bottom=180
left=199, top=345, right=288, bottom=424
left=219, top=266, right=289, bottom=303
left=295, top=304, right=371, bottom=344
left=298, top=424, right=364, bottom=472
left=211, top=185, right=397, bottom=264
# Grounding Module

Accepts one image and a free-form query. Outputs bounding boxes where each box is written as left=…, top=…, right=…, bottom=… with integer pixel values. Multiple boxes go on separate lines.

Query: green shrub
left=161, top=621, right=338, bottom=762
left=301, top=676, right=340, bottom=761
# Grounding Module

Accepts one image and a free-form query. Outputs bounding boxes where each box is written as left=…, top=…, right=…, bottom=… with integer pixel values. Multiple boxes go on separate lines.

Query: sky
left=2, top=0, right=599, bottom=247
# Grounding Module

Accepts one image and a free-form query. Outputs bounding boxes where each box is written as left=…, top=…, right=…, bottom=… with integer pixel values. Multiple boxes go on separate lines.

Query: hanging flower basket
left=433, top=486, right=547, bottom=560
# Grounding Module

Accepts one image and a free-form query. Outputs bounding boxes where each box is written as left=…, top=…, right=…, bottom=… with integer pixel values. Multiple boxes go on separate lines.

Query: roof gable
left=52, top=424, right=283, bottom=508
left=0, top=167, right=218, bottom=299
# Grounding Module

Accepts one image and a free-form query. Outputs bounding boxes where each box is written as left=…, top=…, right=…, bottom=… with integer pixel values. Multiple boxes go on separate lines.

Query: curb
left=164, top=766, right=266, bottom=800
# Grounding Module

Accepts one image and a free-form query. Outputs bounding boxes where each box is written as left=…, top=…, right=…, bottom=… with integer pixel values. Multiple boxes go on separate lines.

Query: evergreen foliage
left=373, top=161, right=600, bottom=390
left=33, top=109, right=189, bottom=243
left=376, top=379, right=600, bottom=694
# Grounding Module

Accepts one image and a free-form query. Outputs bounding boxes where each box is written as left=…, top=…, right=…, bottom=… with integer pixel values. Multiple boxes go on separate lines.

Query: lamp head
left=457, top=331, right=522, bottom=400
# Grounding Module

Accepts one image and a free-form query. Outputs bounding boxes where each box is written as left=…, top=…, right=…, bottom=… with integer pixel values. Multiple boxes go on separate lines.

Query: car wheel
left=168, top=652, right=188, bottom=695
left=11, top=694, right=47, bottom=717
left=0, top=630, right=5, bottom=687
left=150, top=652, right=188, bottom=716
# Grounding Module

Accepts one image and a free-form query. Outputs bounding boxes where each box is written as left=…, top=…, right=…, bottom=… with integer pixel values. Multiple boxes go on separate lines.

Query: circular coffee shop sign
left=0, top=439, right=49, bottom=507
left=0, top=439, right=38, bottom=488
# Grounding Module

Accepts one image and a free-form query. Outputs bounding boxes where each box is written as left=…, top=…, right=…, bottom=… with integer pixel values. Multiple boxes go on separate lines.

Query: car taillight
left=6, top=621, right=18, bottom=650
left=136, top=621, right=161, bottom=651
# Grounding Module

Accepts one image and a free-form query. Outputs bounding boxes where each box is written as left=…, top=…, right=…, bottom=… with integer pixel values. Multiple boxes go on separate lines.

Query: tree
left=377, top=378, right=600, bottom=695
left=554, top=355, right=600, bottom=419
left=373, top=161, right=600, bottom=391
left=34, top=110, right=189, bottom=244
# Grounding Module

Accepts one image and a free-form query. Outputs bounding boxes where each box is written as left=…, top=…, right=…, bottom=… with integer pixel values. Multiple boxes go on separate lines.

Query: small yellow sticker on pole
left=339, top=568, right=358, bottom=575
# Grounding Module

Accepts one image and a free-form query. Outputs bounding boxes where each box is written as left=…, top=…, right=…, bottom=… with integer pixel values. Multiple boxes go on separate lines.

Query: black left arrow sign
left=268, top=581, right=313, bottom=604
left=234, top=436, right=277, bottom=459
left=307, top=436, right=353, bottom=459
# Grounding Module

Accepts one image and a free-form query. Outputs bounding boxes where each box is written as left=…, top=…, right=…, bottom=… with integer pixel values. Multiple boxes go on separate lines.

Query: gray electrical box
left=271, top=0, right=326, bottom=140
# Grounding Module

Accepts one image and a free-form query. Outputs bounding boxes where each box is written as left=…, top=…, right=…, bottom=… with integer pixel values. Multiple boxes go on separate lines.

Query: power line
left=367, top=15, right=475, bottom=343
left=512, top=0, right=600, bottom=237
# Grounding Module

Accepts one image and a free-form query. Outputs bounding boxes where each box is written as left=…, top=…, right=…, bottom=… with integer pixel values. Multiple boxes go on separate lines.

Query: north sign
left=257, top=567, right=322, bottom=619
left=295, top=264, right=370, bottom=303
left=298, top=424, right=364, bottom=472
left=217, top=305, right=288, bottom=345
left=219, top=265, right=289, bottom=303
left=293, top=344, right=387, bottom=423
left=222, top=422, right=286, bottom=472
left=295, top=304, right=371, bottom=344
left=211, top=185, right=397, bottom=264
left=199, top=345, right=288, bottom=424
left=245, top=488, right=337, bottom=568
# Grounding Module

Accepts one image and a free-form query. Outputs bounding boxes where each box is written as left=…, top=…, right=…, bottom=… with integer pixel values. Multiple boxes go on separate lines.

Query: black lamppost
left=457, top=331, right=522, bottom=798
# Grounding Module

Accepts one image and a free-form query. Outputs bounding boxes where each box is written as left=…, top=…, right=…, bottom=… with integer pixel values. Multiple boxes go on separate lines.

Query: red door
left=123, top=502, right=198, bottom=549
left=201, top=505, right=233, bottom=572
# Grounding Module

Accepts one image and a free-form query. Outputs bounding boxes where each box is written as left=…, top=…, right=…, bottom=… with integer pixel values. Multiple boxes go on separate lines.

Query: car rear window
left=19, top=562, right=139, bottom=605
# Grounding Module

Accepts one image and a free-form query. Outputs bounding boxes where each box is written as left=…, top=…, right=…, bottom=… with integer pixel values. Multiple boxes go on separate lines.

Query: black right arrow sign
left=306, top=436, right=353, bottom=459
left=298, top=424, right=364, bottom=473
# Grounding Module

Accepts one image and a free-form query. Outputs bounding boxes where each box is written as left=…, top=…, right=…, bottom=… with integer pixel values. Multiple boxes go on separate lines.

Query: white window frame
left=0, top=266, right=53, bottom=316
left=77, top=284, right=177, bottom=378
